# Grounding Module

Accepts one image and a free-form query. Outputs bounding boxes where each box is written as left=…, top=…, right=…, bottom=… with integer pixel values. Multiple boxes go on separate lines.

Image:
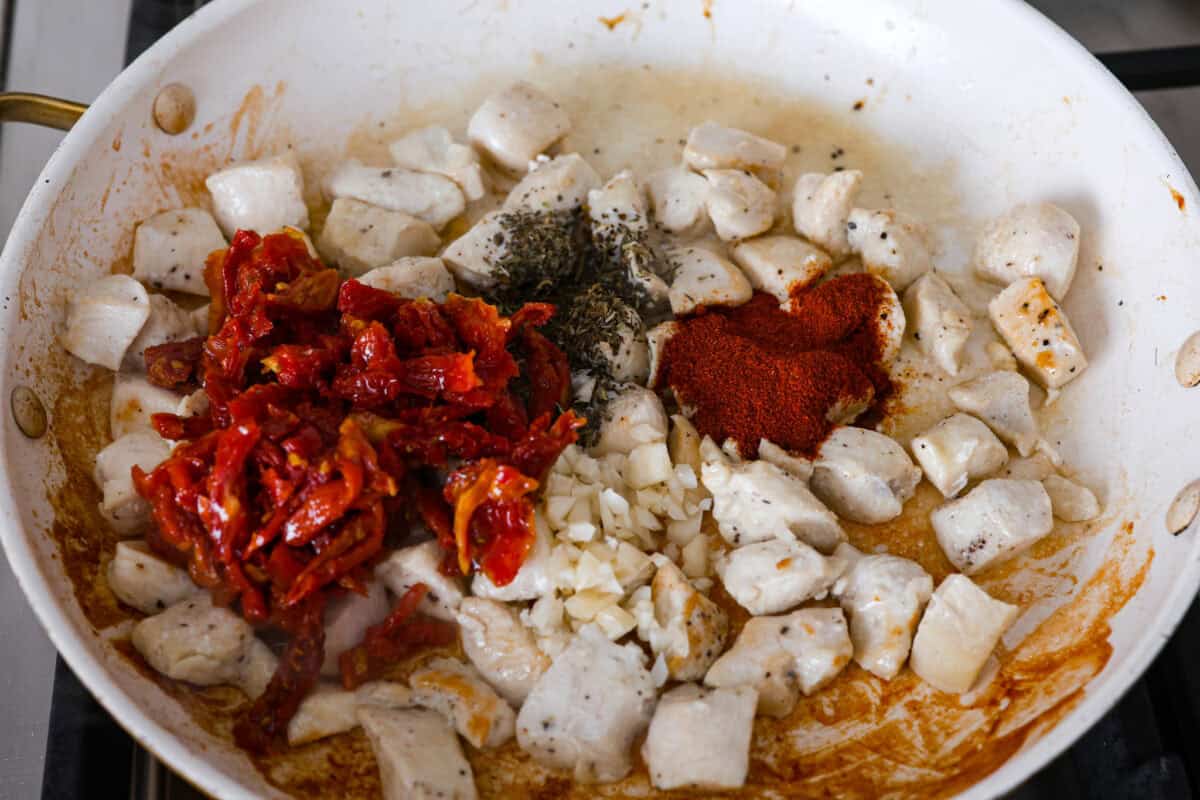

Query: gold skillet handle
left=0, top=93, right=87, bottom=131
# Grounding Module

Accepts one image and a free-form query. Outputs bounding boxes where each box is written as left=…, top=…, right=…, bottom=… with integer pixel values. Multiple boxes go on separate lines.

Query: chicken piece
left=974, top=202, right=1080, bottom=300
left=456, top=597, right=550, bottom=705
left=651, top=561, right=728, bottom=680
left=810, top=427, right=922, bottom=524
left=110, top=374, right=182, bottom=439
left=911, top=413, right=1008, bottom=498
left=592, top=384, right=669, bottom=456
left=375, top=541, right=464, bottom=620
left=467, top=82, right=570, bottom=173
left=321, top=580, right=391, bottom=676
left=1043, top=474, right=1100, bottom=522
left=717, top=538, right=845, bottom=616
left=357, top=707, right=478, bottom=800
left=666, top=246, right=753, bottom=316
left=645, top=322, right=677, bottom=389
left=646, top=165, right=709, bottom=234
left=471, top=512, right=555, bottom=601
left=903, top=271, right=974, bottom=375
left=62, top=274, right=151, bottom=371
left=106, top=540, right=199, bottom=614
left=910, top=574, right=1019, bottom=693
left=948, top=370, right=1041, bottom=456
left=205, top=154, right=309, bottom=236
left=705, top=608, right=852, bottom=715
left=588, top=169, right=649, bottom=239
left=131, top=594, right=277, bottom=698
left=667, top=413, right=702, bottom=474
left=122, top=294, right=198, bottom=372
left=504, top=153, right=601, bottom=212
left=641, top=684, right=757, bottom=791
left=441, top=211, right=507, bottom=290
left=846, top=208, right=933, bottom=290
left=988, top=277, right=1088, bottom=389
left=792, top=170, right=862, bottom=258
left=355, top=257, right=456, bottom=302
left=317, top=198, right=439, bottom=277
left=176, top=389, right=209, bottom=420
left=621, top=240, right=671, bottom=309
left=594, top=306, right=650, bottom=385
left=94, top=432, right=173, bottom=535
left=730, top=235, right=832, bottom=303
left=410, top=657, right=516, bottom=749
left=325, top=159, right=465, bottom=231
left=132, top=208, right=224, bottom=295
left=930, top=478, right=1054, bottom=574
left=515, top=625, right=656, bottom=783
left=832, top=543, right=933, bottom=680
left=702, top=169, right=777, bottom=241
left=756, top=439, right=814, bottom=483
left=701, top=451, right=844, bottom=551
left=683, top=121, right=787, bottom=173
left=389, top=125, right=486, bottom=202
left=287, top=681, right=415, bottom=746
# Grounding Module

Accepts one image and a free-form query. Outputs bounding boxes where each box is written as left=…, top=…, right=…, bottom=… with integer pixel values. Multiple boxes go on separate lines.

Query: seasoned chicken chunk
left=355, top=257, right=456, bottom=302
left=467, top=82, right=570, bottom=173
left=287, top=681, right=414, bottom=746
left=903, top=271, right=974, bottom=375
left=375, top=540, right=464, bottom=620
left=792, top=170, right=862, bottom=258
left=948, top=370, right=1041, bottom=456
left=456, top=597, right=550, bottom=705
left=441, top=211, right=507, bottom=290
left=1043, top=474, right=1100, bottom=522
left=810, top=427, right=923, bottom=524
left=684, top=121, right=786, bottom=172
left=646, top=165, right=709, bottom=234
left=389, top=125, right=486, bottom=202
left=832, top=544, right=933, bottom=680
left=205, top=154, right=309, bottom=236
left=666, top=245, right=753, bottom=315
left=326, top=159, right=465, bottom=230
left=123, top=294, right=198, bottom=372
left=588, top=169, right=649, bottom=238
left=910, top=574, right=1019, bottom=693
left=94, top=432, right=173, bottom=535
left=411, top=657, right=516, bottom=749
left=471, top=512, right=555, bottom=601
left=651, top=561, right=728, bottom=680
left=62, top=274, right=151, bottom=371
left=642, top=684, right=757, bottom=791
left=756, top=439, right=815, bottom=483
left=988, top=277, right=1088, bottom=389
left=717, top=538, right=846, bottom=615
left=357, top=707, right=478, bottom=800
left=930, top=478, right=1054, bottom=574
left=730, top=235, right=832, bottom=303
left=911, top=413, right=1008, bottom=498
left=594, top=309, right=650, bottom=385
left=705, top=608, right=852, bottom=715
left=702, top=168, right=776, bottom=241
left=846, top=208, right=933, bottom=290
left=132, top=208, right=224, bottom=295
left=110, top=374, right=183, bottom=439
left=504, top=153, right=600, bottom=212
left=321, top=581, right=391, bottom=676
left=974, top=202, right=1080, bottom=300
left=870, top=273, right=908, bottom=365
left=106, top=540, right=199, bottom=614
left=318, top=198, right=439, bottom=276
left=515, top=625, right=656, bottom=783
left=592, top=384, right=669, bottom=456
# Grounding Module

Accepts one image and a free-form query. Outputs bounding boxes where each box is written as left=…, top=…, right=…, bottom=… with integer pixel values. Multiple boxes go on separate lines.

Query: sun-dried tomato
left=511, top=410, right=586, bottom=480
left=444, top=458, right=539, bottom=584
left=338, top=584, right=457, bottom=689
left=144, top=337, right=205, bottom=389
left=520, top=327, right=571, bottom=420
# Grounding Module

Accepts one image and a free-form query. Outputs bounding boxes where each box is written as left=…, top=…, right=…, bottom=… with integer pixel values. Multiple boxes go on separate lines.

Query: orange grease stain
left=598, top=13, right=627, bottom=30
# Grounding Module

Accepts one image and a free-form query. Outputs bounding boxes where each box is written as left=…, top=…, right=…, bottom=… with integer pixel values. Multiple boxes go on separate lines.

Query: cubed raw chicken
left=106, top=540, right=199, bottom=614
left=467, top=82, right=571, bottom=173
left=191, top=304, right=210, bottom=336
left=622, top=240, right=671, bottom=307
left=810, top=427, right=923, bottom=524
left=666, top=246, right=753, bottom=316
left=756, top=439, right=814, bottom=483
left=176, top=389, right=209, bottom=420
left=646, top=166, right=709, bottom=234
left=325, top=159, right=465, bottom=230
left=702, top=169, right=776, bottom=240
left=317, top=197, right=439, bottom=276
left=988, top=277, right=1087, bottom=389
left=974, top=202, right=1080, bottom=300
left=516, top=626, right=656, bottom=782
left=846, top=208, right=933, bottom=290
left=948, top=370, right=1041, bottom=456
left=441, top=211, right=507, bottom=290
left=321, top=580, right=391, bottom=676
left=355, top=257, right=456, bottom=302
left=456, top=597, right=550, bottom=705
left=94, top=432, right=172, bottom=534
left=205, top=154, right=309, bottom=236
left=132, top=208, right=225, bottom=295
left=717, top=538, right=846, bottom=615
left=832, top=543, right=933, bottom=680
left=730, top=235, right=832, bottom=303
left=594, top=309, right=650, bottom=385
left=930, top=478, right=1053, bottom=574
left=122, top=294, right=199, bottom=372
left=389, top=125, right=487, bottom=202
left=1043, top=474, right=1100, bottom=522
left=910, top=574, right=1019, bottom=693
left=705, top=608, right=852, bottom=715
left=110, top=374, right=183, bottom=439
left=911, top=413, right=1008, bottom=498
left=646, top=321, right=677, bottom=389
left=651, top=561, right=728, bottom=680
left=62, top=274, right=151, bottom=371
left=357, top=707, right=478, bottom=800
left=701, top=452, right=844, bottom=551
left=410, top=657, right=516, bottom=749
left=504, top=153, right=601, bottom=212
left=375, top=540, right=464, bottom=620
left=589, top=169, right=649, bottom=238
left=131, top=594, right=277, bottom=698
left=684, top=121, right=787, bottom=172
left=792, top=170, right=862, bottom=258
left=287, top=681, right=414, bottom=746
left=592, top=384, right=669, bottom=456
left=641, top=684, right=757, bottom=791
left=868, top=273, right=908, bottom=365
left=471, top=512, right=555, bottom=601
left=903, top=271, right=974, bottom=375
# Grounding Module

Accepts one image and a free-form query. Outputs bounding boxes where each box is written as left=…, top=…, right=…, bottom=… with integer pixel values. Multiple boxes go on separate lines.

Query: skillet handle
left=0, top=93, right=87, bottom=131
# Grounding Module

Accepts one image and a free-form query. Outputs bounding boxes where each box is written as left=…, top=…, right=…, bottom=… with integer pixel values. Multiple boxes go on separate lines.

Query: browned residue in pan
left=1170, top=185, right=1186, bottom=212
left=599, top=13, right=628, bottom=30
